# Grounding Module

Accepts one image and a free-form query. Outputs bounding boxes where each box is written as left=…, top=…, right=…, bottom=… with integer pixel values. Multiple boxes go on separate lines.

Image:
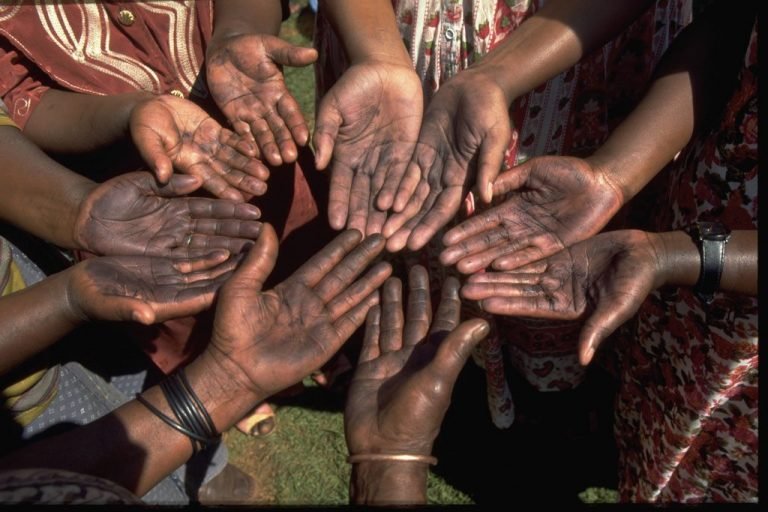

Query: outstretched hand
left=66, top=250, right=240, bottom=325
left=382, top=69, right=511, bottom=252
left=206, top=33, right=317, bottom=166
left=313, top=61, right=423, bottom=236
left=74, top=172, right=263, bottom=258
left=345, top=265, right=489, bottom=458
left=130, top=94, right=268, bottom=201
left=207, top=225, right=392, bottom=400
left=440, top=156, right=624, bottom=273
left=461, top=230, right=663, bottom=365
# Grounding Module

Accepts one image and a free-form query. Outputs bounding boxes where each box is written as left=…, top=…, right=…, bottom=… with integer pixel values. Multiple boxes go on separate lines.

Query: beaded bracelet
left=347, top=453, right=438, bottom=465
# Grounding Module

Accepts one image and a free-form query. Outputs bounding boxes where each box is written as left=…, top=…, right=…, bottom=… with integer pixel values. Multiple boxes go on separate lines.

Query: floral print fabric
left=613, top=22, right=758, bottom=502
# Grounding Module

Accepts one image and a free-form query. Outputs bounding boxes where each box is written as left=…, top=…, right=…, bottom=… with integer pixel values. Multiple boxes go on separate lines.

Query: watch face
left=697, top=221, right=731, bottom=240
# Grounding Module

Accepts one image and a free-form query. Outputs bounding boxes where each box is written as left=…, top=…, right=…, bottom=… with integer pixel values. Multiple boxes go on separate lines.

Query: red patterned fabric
left=613, top=22, right=758, bottom=502
left=315, top=0, right=692, bottom=427
left=0, top=1, right=213, bottom=129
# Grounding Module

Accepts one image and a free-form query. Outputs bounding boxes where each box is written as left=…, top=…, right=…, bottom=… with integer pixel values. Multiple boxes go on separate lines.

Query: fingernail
left=583, top=345, right=595, bottom=365
left=472, top=321, right=490, bottom=339
left=132, top=310, right=148, bottom=324
left=486, top=183, right=493, bottom=202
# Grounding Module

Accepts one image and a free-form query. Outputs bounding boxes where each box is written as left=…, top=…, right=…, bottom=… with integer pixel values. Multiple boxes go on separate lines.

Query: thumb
left=154, top=173, right=204, bottom=197
left=578, top=299, right=638, bottom=366
left=313, top=97, right=342, bottom=170
left=151, top=154, right=174, bottom=184
left=492, top=159, right=533, bottom=196
left=475, top=126, right=509, bottom=204
left=102, top=296, right=156, bottom=325
left=229, top=223, right=279, bottom=292
left=267, top=38, right=318, bottom=67
left=133, top=130, right=176, bottom=184
left=132, top=111, right=179, bottom=185
left=431, top=318, right=489, bottom=380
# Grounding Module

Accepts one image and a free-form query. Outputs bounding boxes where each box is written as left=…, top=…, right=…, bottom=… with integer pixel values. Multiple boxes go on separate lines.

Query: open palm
left=74, top=172, right=263, bottom=258
left=206, top=33, right=317, bottom=166
left=383, top=70, right=511, bottom=252
left=314, top=61, right=423, bottom=236
left=441, top=156, right=624, bottom=273
left=131, top=94, right=268, bottom=201
left=462, top=229, right=662, bottom=365
left=67, top=250, right=239, bottom=325
left=208, top=226, right=392, bottom=399
left=345, top=266, right=489, bottom=456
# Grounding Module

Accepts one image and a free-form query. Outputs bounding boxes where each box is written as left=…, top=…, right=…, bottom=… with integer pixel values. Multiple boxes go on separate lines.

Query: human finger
left=403, top=265, right=431, bottom=346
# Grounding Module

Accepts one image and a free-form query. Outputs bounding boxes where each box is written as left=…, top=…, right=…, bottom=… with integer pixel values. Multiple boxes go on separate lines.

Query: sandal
left=235, top=402, right=276, bottom=437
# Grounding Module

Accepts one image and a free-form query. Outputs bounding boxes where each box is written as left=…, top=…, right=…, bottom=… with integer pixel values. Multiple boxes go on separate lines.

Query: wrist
left=350, top=47, right=413, bottom=68
left=185, top=350, right=263, bottom=434
left=350, top=461, right=429, bottom=505
left=70, top=180, right=103, bottom=253
left=207, top=26, right=261, bottom=57
left=649, top=230, right=700, bottom=289
left=115, top=91, right=156, bottom=140
left=468, top=61, right=522, bottom=107
left=584, top=152, right=631, bottom=207
left=59, top=266, right=92, bottom=327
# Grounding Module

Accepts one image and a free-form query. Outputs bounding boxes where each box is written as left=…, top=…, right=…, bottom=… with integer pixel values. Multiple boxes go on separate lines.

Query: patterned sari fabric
left=315, top=0, right=692, bottom=427
left=613, top=23, right=758, bottom=502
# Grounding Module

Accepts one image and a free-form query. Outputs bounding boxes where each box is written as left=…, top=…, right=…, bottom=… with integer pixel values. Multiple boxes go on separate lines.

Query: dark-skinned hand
left=130, top=94, right=268, bottom=201
left=206, top=224, right=392, bottom=400
left=74, top=172, right=263, bottom=258
left=313, top=61, right=423, bottom=236
left=206, top=33, right=317, bottom=166
left=66, top=249, right=240, bottom=325
left=440, top=155, right=624, bottom=273
left=462, top=229, right=663, bottom=366
left=345, top=265, right=489, bottom=459
left=382, top=69, right=511, bottom=252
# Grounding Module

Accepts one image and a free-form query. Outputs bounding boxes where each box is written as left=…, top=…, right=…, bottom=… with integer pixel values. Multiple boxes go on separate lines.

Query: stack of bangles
left=136, top=368, right=221, bottom=453
left=347, top=454, right=438, bottom=465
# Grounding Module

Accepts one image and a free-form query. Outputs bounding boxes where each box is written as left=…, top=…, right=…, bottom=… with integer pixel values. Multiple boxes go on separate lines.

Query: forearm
left=654, top=230, right=757, bottom=296
left=319, top=0, right=411, bottom=65
left=0, top=271, right=82, bottom=375
left=350, top=462, right=428, bottom=505
left=0, top=126, right=94, bottom=248
left=0, top=351, right=261, bottom=496
left=23, top=89, right=153, bottom=154
left=211, top=0, right=285, bottom=38
left=474, top=0, right=654, bottom=104
left=586, top=68, right=694, bottom=202
left=585, top=2, right=755, bottom=203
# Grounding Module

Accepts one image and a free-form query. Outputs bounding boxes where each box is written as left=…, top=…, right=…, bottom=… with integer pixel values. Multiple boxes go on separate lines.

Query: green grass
left=579, top=487, right=620, bottom=503
left=227, top=379, right=473, bottom=505
left=279, top=1, right=317, bottom=133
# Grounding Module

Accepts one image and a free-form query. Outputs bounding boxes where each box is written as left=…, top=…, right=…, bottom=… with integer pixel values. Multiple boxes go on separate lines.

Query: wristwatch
left=687, top=221, right=731, bottom=305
